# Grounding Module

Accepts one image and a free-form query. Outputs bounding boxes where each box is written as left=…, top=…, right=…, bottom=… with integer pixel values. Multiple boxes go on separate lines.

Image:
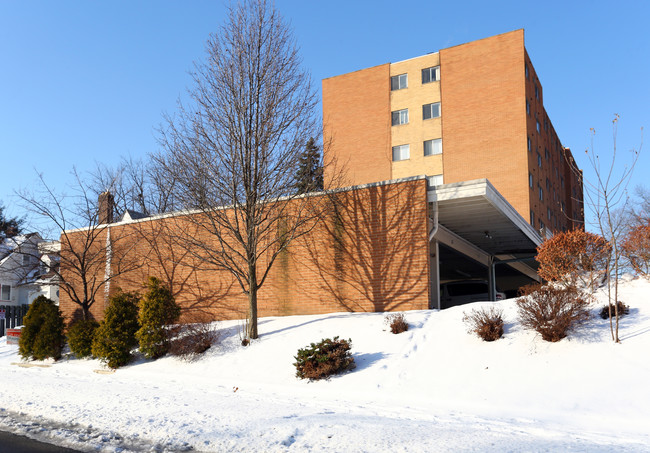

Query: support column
left=488, top=255, right=496, bottom=301
left=430, top=240, right=440, bottom=309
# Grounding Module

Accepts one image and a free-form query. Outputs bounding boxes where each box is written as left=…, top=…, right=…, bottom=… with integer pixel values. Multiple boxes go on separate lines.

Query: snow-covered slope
left=0, top=277, right=649, bottom=452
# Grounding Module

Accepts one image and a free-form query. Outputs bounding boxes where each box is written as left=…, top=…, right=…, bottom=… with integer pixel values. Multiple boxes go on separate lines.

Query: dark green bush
left=91, top=290, right=140, bottom=368
left=19, top=295, right=65, bottom=361
left=136, top=277, right=181, bottom=359
left=294, top=336, right=355, bottom=380
left=67, top=319, right=100, bottom=358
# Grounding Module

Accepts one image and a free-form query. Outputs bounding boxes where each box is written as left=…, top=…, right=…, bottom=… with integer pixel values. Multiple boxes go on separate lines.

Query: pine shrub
left=463, top=306, right=504, bottom=341
left=516, top=284, right=590, bottom=342
left=19, top=295, right=65, bottom=361
left=136, top=277, right=181, bottom=359
left=384, top=313, right=408, bottom=334
left=91, top=290, right=140, bottom=368
left=67, top=319, right=100, bottom=358
left=294, top=336, right=354, bottom=380
left=599, top=301, right=630, bottom=320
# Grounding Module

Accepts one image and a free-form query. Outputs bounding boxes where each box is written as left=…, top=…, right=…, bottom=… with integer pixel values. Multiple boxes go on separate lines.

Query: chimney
left=98, top=191, right=115, bottom=224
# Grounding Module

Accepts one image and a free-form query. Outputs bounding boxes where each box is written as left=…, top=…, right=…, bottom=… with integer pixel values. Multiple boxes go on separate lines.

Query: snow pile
left=0, top=277, right=649, bottom=452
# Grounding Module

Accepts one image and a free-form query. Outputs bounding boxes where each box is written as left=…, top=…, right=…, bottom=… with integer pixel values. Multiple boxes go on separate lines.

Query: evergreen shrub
left=19, top=295, right=65, bottom=361
left=67, top=319, right=100, bottom=358
left=294, top=336, right=354, bottom=380
left=91, top=290, right=139, bottom=368
left=136, top=277, right=181, bottom=359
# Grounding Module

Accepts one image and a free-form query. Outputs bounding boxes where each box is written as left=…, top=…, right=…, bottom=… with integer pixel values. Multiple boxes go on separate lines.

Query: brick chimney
left=98, top=191, right=115, bottom=224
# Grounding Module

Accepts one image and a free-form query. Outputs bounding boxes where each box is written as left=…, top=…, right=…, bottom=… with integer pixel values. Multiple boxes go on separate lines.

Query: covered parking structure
left=427, top=179, right=543, bottom=309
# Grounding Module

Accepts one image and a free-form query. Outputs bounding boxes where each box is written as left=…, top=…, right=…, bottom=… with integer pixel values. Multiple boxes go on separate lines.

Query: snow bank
left=0, top=278, right=649, bottom=452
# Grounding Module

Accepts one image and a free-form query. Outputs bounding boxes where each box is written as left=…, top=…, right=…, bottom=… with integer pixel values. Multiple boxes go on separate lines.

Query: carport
left=427, top=179, right=543, bottom=309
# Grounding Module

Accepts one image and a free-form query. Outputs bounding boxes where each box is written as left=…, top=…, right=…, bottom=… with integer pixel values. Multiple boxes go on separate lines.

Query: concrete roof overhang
left=427, top=178, right=542, bottom=259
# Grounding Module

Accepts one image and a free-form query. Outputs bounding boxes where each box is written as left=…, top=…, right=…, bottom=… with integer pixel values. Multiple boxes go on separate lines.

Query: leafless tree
left=155, top=0, right=322, bottom=339
left=17, top=169, right=142, bottom=320
left=577, top=115, right=642, bottom=342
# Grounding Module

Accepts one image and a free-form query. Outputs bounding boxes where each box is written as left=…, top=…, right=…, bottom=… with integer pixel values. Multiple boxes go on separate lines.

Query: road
left=0, top=430, right=81, bottom=453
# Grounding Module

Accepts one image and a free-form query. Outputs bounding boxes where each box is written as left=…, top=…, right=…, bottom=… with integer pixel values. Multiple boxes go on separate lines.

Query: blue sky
left=1, top=1, right=648, bottom=230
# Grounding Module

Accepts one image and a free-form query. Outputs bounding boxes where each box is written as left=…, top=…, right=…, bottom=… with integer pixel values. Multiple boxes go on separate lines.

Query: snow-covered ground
left=1, top=277, right=649, bottom=452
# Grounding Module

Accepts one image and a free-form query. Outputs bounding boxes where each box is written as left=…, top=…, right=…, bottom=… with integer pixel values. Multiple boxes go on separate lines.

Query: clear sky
left=1, top=0, right=648, bottom=230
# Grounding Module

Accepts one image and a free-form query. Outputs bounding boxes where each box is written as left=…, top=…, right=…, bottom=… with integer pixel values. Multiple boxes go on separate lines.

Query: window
left=527, top=136, right=531, bottom=151
left=546, top=177, right=550, bottom=190
left=530, top=210, right=535, bottom=225
left=537, top=152, right=542, bottom=167
left=1, top=284, right=10, bottom=301
left=561, top=176, right=565, bottom=189
left=427, top=174, right=443, bottom=187
left=545, top=148, right=549, bottom=160
left=547, top=207, right=552, bottom=220
left=422, top=66, right=440, bottom=84
left=536, top=119, right=541, bottom=133
left=525, top=63, right=529, bottom=79
left=529, top=173, right=533, bottom=188
left=526, top=100, right=530, bottom=115
left=535, top=84, right=539, bottom=100
left=391, top=109, right=409, bottom=126
left=391, top=73, right=408, bottom=91
left=424, top=138, right=442, bottom=156
left=538, top=185, right=543, bottom=201
left=422, top=102, right=440, bottom=120
left=392, top=144, right=410, bottom=161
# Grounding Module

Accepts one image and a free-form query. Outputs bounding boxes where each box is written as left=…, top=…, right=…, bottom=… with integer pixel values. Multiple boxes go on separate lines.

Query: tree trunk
left=247, top=264, right=259, bottom=339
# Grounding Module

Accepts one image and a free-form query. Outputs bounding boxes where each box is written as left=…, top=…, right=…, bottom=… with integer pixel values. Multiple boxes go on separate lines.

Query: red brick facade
left=59, top=178, right=431, bottom=322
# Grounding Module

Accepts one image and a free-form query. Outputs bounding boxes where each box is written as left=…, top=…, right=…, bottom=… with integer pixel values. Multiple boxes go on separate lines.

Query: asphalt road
left=0, top=430, right=81, bottom=453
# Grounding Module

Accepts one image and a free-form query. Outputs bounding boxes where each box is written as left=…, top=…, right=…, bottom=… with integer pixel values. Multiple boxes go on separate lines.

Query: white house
left=0, top=233, right=60, bottom=305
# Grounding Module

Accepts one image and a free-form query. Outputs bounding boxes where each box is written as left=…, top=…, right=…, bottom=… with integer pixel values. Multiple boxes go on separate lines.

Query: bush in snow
left=294, top=336, right=355, bottom=380
left=621, top=222, right=650, bottom=278
left=19, top=295, right=65, bottom=361
left=169, top=312, right=220, bottom=360
left=67, top=319, right=100, bottom=358
left=599, top=301, right=630, bottom=320
left=384, top=313, right=408, bottom=334
left=136, top=277, right=181, bottom=359
left=516, top=284, right=590, bottom=342
left=462, top=306, right=504, bottom=341
left=91, top=290, right=140, bottom=368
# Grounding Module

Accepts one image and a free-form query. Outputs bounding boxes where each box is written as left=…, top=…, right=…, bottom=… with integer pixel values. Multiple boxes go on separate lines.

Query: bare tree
left=155, top=0, right=322, bottom=339
left=17, top=169, right=142, bottom=320
left=578, top=115, right=642, bottom=342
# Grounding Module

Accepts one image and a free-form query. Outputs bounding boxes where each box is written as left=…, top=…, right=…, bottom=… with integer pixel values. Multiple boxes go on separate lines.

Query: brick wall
left=59, top=178, right=431, bottom=323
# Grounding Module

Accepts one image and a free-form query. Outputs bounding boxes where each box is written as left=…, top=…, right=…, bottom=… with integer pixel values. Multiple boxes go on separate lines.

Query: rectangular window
left=547, top=207, right=552, bottom=220
left=422, top=66, right=440, bottom=84
left=545, top=148, right=549, bottom=160
left=537, top=152, right=542, bottom=168
left=390, top=73, right=408, bottom=91
left=530, top=210, right=535, bottom=225
left=527, top=136, right=531, bottom=151
left=535, top=84, right=539, bottom=100
left=536, top=120, right=541, bottom=133
left=1, top=284, right=10, bottom=301
left=546, top=177, right=550, bottom=190
left=529, top=173, right=533, bottom=188
left=423, top=138, right=442, bottom=156
left=538, top=185, right=543, bottom=201
left=526, top=100, right=530, bottom=116
left=392, top=144, right=410, bottom=161
left=525, top=63, right=529, bottom=79
left=427, top=174, right=443, bottom=187
left=391, top=109, right=409, bottom=126
left=422, top=102, right=441, bottom=120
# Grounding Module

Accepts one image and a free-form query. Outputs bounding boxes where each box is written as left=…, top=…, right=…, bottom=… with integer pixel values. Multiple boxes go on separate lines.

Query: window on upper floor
left=537, top=152, right=542, bottom=168
left=1, top=284, right=10, bottom=301
left=536, top=119, right=541, bottom=133
left=545, top=148, right=549, bottom=160
left=527, top=136, right=532, bottom=152
left=424, top=138, right=442, bottom=156
left=427, top=174, right=443, bottom=188
left=535, top=84, right=539, bottom=100
left=525, top=63, right=529, bottom=79
left=538, top=185, right=544, bottom=201
left=390, top=73, right=408, bottom=91
left=546, top=177, right=550, bottom=190
left=422, top=66, right=440, bottom=84
left=392, top=144, right=410, bottom=161
left=391, top=109, right=409, bottom=126
left=422, top=102, right=440, bottom=120
left=529, top=173, right=533, bottom=188
left=526, top=100, right=530, bottom=116
left=530, top=210, right=535, bottom=225
left=547, top=207, right=552, bottom=220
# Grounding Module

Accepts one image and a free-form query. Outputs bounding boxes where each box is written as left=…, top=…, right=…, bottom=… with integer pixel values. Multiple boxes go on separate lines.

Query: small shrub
left=19, top=296, right=65, bottom=361
left=294, top=336, right=354, bottom=380
left=136, top=277, right=181, bottom=359
left=622, top=222, right=650, bottom=277
left=463, top=306, right=504, bottom=341
left=91, top=290, right=140, bottom=368
left=384, top=313, right=408, bottom=334
left=516, top=284, right=590, bottom=342
left=67, top=319, right=100, bottom=358
left=169, top=314, right=220, bottom=360
left=599, top=301, right=630, bottom=320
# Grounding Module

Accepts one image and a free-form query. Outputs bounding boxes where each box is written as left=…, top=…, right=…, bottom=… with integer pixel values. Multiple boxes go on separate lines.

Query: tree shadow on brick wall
left=300, top=181, right=429, bottom=312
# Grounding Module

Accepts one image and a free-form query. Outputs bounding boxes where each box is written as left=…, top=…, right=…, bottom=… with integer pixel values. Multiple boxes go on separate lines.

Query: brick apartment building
left=323, top=29, right=584, bottom=235
left=59, top=30, right=584, bottom=322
